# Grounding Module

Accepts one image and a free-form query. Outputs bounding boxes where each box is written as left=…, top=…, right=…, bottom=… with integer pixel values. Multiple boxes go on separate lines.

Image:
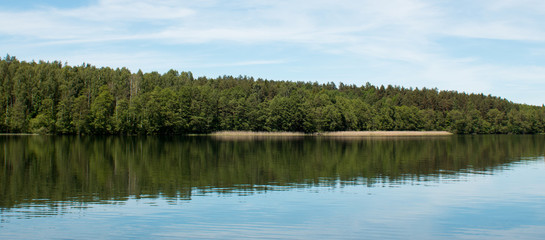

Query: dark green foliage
left=1, top=56, right=544, bottom=134
left=90, top=85, right=114, bottom=134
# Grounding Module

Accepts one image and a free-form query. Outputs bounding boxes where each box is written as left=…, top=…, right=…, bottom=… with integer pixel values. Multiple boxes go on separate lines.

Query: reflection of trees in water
left=1, top=135, right=544, bottom=208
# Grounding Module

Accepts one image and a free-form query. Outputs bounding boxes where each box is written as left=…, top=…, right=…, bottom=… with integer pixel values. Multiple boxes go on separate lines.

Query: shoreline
left=0, top=133, right=39, bottom=136
left=210, top=131, right=453, bottom=138
left=1, top=131, right=454, bottom=137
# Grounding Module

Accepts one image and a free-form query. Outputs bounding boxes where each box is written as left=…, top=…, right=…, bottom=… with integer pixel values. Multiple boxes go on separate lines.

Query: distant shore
left=0, top=131, right=453, bottom=137
left=0, top=133, right=39, bottom=136
left=210, top=131, right=453, bottom=138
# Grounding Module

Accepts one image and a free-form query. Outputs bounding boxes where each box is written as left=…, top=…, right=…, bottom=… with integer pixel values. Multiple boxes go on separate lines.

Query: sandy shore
left=210, top=131, right=453, bottom=139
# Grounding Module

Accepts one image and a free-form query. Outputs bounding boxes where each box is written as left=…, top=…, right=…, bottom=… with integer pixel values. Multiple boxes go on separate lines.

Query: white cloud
left=486, top=0, right=545, bottom=13
left=444, top=21, right=545, bottom=41
left=194, top=60, right=287, bottom=68
left=0, top=0, right=194, bottom=41
left=1, top=0, right=440, bottom=45
left=2, top=0, right=543, bottom=47
left=1, top=0, right=545, bottom=105
left=54, top=0, right=194, bottom=21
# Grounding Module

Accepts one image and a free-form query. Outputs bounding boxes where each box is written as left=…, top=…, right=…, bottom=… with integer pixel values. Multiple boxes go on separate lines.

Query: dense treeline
left=1, top=55, right=544, bottom=134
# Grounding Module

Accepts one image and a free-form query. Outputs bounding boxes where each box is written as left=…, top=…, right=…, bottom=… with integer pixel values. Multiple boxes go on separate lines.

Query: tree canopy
left=1, top=55, right=544, bottom=135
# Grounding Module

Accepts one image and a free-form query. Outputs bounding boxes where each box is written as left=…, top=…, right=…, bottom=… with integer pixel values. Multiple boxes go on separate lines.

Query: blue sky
left=1, top=0, right=545, bottom=105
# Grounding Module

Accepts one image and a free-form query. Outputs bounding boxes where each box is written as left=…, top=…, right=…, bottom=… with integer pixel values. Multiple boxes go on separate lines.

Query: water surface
left=1, top=135, right=544, bottom=239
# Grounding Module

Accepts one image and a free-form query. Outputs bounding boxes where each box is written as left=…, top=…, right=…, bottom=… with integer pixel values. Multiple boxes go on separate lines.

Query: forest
left=0, top=55, right=544, bottom=135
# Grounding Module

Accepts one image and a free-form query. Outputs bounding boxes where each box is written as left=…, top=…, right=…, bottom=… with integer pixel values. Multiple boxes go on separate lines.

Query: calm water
left=1, top=135, right=544, bottom=239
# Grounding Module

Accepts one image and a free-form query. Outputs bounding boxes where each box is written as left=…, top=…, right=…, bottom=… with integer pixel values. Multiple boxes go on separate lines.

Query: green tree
left=0, top=56, right=544, bottom=135
left=90, top=85, right=114, bottom=134
left=29, top=98, right=56, bottom=134
left=447, top=110, right=466, bottom=134
left=72, top=94, right=90, bottom=134
left=486, top=108, right=506, bottom=133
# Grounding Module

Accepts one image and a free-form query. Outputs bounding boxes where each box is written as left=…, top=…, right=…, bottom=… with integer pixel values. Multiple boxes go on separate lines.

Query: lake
left=1, top=135, right=544, bottom=239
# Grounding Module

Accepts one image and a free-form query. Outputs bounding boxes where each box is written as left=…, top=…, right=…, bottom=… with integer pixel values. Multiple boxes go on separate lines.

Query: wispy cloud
left=54, top=0, right=195, bottom=21
left=1, top=0, right=545, bottom=105
left=192, top=60, right=287, bottom=68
